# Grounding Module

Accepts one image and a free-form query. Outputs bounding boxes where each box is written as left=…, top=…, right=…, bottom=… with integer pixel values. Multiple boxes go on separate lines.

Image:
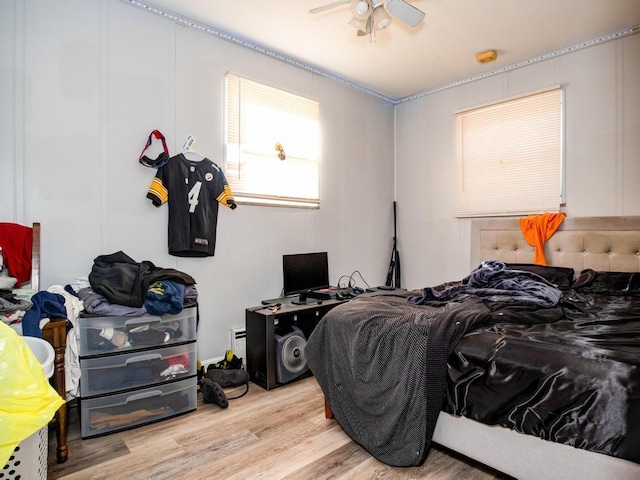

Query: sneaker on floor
left=200, top=378, right=229, bottom=408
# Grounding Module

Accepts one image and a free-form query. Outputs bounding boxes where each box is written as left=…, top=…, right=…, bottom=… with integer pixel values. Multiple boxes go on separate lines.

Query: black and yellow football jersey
left=147, top=154, right=236, bottom=257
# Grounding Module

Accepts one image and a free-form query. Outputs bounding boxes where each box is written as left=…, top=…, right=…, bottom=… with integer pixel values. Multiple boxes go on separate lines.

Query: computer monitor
left=282, top=252, right=330, bottom=300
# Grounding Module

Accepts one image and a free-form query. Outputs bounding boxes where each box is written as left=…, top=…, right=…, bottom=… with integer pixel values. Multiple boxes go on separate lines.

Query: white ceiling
left=139, top=0, right=640, bottom=101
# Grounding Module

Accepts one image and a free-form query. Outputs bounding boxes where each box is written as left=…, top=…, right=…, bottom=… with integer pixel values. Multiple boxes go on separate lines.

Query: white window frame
left=454, top=86, right=564, bottom=218
left=224, top=73, right=321, bottom=208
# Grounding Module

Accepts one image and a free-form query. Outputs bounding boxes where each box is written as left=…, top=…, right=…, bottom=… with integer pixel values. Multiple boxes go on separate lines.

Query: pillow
left=572, top=269, right=640, bottom=294
left=505, top=263, right=575, bottom=290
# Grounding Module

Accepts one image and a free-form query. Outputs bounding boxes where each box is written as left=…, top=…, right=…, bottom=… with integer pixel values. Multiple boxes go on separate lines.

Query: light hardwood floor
left=47, top=377, right=512, bottom=480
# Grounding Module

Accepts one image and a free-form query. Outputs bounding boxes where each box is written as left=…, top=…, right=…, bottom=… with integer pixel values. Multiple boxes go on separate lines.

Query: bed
left=0, top=222, right=69, bottom=463
left=306, top=216, right=640, bottom=480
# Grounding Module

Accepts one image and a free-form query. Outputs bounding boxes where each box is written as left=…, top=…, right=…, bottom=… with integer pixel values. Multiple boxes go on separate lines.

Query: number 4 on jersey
left=188, top=181, right=202, bottom=213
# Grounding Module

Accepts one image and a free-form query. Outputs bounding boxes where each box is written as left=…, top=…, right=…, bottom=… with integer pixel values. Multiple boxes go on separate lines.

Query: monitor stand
left=291, top=290, right=321, bottom=305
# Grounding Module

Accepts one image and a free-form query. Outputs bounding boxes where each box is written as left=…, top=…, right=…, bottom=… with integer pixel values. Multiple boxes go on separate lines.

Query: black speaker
left=274, top=326, right=309, bottom=384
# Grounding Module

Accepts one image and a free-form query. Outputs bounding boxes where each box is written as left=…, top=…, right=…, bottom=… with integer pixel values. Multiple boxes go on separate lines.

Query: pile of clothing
left=20, top=251, right=199, bottom=400
left=87, top=251, right=197, bottom=315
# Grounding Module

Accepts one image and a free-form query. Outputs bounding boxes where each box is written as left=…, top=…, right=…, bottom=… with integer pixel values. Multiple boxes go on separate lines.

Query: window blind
left=455, top=87, right=563, bottom=217
left=225, top=73, right=320, bottom=208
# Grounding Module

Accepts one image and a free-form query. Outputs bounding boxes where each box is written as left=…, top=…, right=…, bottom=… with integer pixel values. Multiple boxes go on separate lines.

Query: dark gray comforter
left=305, top=263, right=564, bottom=466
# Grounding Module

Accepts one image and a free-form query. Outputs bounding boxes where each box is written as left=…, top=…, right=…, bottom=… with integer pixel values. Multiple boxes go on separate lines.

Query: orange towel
left=520, top=213, right=566, bottom=266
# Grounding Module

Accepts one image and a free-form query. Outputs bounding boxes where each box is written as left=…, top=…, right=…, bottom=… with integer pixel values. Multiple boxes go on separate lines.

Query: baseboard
left=200, top=356, right=224, bottom=370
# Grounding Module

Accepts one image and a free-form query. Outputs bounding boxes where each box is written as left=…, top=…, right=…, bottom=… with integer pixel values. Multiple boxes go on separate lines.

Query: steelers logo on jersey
left=205, top=172, right=214, bottom=182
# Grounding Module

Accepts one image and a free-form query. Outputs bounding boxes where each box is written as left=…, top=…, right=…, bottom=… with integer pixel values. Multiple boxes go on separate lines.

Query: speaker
left=274, top=326, right=309, bottom=384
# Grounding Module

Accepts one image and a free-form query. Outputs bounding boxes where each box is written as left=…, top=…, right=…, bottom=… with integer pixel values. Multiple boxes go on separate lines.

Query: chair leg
left=52, top=403, right=68, bottom=463
left=42, top=320, right=69, bottom=463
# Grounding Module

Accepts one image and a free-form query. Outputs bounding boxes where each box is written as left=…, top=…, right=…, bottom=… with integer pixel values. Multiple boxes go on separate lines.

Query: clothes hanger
left=182, top=149, right=205, bottom=161
left=182, top=135, right=205, bottom=161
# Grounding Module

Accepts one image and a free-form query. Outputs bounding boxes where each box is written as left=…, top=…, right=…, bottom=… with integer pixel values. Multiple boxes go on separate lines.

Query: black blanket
left=306, top=288, right=563, bottom=466
left=306, top=266, right=640, bottom=466
left=444, top=284, right=640, bottom=464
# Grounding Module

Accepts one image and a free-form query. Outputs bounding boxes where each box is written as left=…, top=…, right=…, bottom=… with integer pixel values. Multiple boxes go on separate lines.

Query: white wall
left=0, top=0, right=395, bottom=361
left=395, top=33, right=640, bottom=289
left=4, top=0, right=638, bottom=360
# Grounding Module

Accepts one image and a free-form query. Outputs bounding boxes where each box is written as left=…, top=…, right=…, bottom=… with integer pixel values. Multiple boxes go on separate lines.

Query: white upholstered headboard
left=471, top=216, right=640, bottom=275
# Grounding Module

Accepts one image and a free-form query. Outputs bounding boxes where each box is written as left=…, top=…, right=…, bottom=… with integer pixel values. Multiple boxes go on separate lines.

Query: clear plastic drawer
left=78, top=304, right=197, bottom=357
left=80, top=376, right=197, bottom=438
left=80, top=342, right=197, bottom=397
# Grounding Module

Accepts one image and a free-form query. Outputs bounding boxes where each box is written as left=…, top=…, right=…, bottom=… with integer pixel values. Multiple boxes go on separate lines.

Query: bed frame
left=26, top=223, right=69, bottom=463
left=431, top=216, right=640, bottom=480
left=470, top=215, right=640, bottom=274
left=323, top=216, right=640, bottom=479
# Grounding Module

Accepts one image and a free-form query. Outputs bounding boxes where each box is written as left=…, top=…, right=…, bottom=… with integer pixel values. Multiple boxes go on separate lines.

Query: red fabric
left=0, top=223, right=33, bottom=285
left=168, top=354, right=190, bottom=369
left=519, top=213, right=566, bottom=266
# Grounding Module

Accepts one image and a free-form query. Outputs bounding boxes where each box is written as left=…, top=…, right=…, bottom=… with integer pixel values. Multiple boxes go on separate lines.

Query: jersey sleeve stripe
left=216, top=184, right=236, bottom=208
left=147, top=177, right=168, bottom=205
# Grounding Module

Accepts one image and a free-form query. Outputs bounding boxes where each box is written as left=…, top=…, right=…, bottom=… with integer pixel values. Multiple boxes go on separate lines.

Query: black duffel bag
left=205, top=351, right=250, bottom=399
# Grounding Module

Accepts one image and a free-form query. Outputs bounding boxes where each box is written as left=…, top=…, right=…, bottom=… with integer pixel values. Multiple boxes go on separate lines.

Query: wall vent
left=230, top=327, right=246, bottom=366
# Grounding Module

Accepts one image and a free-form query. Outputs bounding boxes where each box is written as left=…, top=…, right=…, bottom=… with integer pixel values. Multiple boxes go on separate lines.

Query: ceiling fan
left=310, top=0, right=425, bottom=39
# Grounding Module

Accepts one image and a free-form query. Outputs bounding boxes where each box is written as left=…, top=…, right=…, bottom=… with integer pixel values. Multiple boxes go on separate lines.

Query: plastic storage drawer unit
left=78, top=304, right=197, bottom=357
left=79, top=342, right=197, bottom=397
left=80, top=376, right=197, bottom=438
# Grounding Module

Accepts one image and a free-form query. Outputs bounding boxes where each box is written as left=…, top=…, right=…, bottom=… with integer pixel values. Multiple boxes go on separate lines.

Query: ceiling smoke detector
left=476, top=50, right=498, bottom=64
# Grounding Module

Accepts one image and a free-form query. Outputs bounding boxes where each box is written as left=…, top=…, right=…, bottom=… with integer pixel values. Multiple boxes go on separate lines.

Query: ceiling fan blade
left=385, top=0, right=425, bottom=27
left=309, top=0, right=351, bottom=14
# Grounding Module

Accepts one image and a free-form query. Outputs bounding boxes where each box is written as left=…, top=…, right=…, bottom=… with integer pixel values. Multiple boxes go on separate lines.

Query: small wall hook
left=275, top=143, right=286, bottom=161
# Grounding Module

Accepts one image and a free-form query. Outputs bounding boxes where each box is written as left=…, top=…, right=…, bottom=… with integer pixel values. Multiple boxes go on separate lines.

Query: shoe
left=200, top=378, right=229, bottom=408
left=209, top=349, right=243, bottom=370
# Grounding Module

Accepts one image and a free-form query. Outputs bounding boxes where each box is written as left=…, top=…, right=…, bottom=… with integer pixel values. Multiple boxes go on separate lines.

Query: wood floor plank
left=48, top=377, right=510, bottom=480
left=283, top=441, right=372, bottom=479
left=229, top=424, right=352, bottom=479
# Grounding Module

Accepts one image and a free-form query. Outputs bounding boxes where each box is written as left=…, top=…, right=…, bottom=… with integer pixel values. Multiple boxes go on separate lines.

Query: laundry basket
left=1, top=336, right=55, bottom=480
left=2, top=426, right=48, bottom=480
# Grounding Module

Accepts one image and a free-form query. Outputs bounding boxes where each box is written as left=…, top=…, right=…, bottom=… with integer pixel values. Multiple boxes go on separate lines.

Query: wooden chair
left=1, top=222, right=69, bottom=463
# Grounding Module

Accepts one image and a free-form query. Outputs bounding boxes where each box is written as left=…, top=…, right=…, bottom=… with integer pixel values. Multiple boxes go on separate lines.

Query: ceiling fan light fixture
left=355, top=0, right=369, bottom=15
left=313, top=0, right=425, bottom=38
left=373, top=4, right=391, bottom=29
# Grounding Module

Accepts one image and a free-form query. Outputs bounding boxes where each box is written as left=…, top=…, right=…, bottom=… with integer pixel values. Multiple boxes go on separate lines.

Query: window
left=455, top=87, right=563, bottom=217
left=225, top=73, right=320, bottom=208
